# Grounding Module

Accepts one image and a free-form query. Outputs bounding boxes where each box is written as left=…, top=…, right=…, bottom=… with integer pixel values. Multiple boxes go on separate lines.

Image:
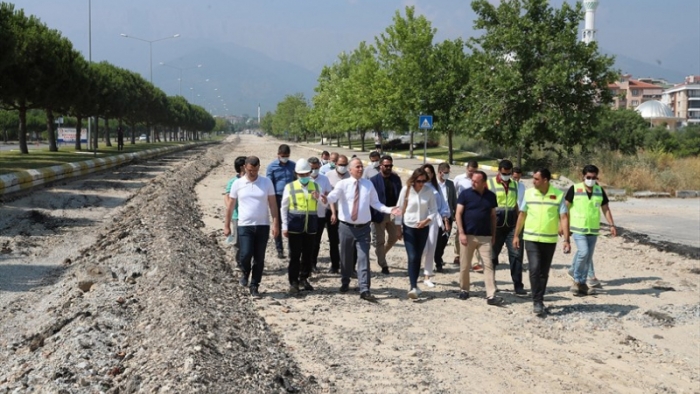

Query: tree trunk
left=129, top=122, right=136, bottom=144
left=104, top=117, right=111, bottom=147
left=18, top=105, right=28, bottom=154
left=46, top=109, right=58, bottom=152
left=360, top=130, right=366, bottom=152
left=347, top=130, right=352, bottom=149
left=409, top=131, right=414, bottom=158
left=517, top=146, right=523, bottom=168
left=94, top=116, right=100, bottom=151
left=75, top=115, right=83, bottom=150
left=448, top=128, right=454, bottom=164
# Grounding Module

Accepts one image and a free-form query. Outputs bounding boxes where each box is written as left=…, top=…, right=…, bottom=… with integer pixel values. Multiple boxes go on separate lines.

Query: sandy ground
left=196, top=135, right=699, bottom=394
left=0, top=135, right=697, bottom=393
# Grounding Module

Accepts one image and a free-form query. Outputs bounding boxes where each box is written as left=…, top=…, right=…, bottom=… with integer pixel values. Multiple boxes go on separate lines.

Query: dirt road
left=196, top=135, right=699, bottom=393
left=0, top=136, right=697, bottom=393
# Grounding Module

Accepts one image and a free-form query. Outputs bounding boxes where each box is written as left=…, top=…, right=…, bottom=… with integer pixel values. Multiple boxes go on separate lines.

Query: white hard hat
left=295, top=158, right=311, bottom=174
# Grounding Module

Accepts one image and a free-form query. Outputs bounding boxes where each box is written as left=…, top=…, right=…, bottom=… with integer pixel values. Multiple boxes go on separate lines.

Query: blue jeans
left=571, top=233, right=598, bottom=284
left=403, top=225, right=429, bottom=289
left=238, top=225, right=270, bottom=288
left=491, top=225, right=524, bottom=291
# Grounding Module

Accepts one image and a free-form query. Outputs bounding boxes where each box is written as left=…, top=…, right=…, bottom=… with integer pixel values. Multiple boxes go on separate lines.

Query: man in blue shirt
left=455, top=171, right=503, bottom=306
left=266, top=144, right=296, bottom=258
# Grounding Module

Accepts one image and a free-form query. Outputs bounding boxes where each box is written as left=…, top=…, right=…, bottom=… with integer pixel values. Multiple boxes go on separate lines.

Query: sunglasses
left=382, top=164, right=393, bottom=168
left=415, top=179, right=427, bottom=184
left=585, top=176, right=598, bottom=180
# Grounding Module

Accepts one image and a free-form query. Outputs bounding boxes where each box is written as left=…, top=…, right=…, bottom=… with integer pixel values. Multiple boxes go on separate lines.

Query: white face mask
left=372, top=161, right=380, bottom=168
left=321, top=159, right=328, bottom=165
left=336, top=166, right=347, bottom=174
left=279, top=157, right=289, bottom=164
left=501, top=175, right=511, bottom=182
left=311, top=169, right=320, bottom=178
left=442, top=172, right=450, bottom=180
left=584, top=178, right=596, bottom=187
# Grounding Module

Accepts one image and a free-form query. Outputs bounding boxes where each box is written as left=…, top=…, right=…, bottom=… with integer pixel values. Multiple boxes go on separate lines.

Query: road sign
left=419, top=115, right=433, bottom=129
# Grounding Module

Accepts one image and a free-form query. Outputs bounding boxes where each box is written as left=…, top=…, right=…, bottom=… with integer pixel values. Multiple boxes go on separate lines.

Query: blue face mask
left=299, top=177, right=311, bottom=185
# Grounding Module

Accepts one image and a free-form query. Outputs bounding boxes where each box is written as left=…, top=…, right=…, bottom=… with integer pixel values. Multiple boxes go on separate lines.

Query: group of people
left=223, top=144, right=616, bottom=317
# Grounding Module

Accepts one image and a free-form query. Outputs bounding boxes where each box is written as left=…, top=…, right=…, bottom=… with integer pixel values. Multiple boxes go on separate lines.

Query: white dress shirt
left=453, top=173, right=473, bottom=195
left=311, top=173, right=332, bottom=216
left=396, top=185, right=438, bottom=228
left=326, top=177, right=393, bottom=224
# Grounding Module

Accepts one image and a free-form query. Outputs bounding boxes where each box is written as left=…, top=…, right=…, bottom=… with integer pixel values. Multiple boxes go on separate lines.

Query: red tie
left=351, top=180, right=359, bottom=221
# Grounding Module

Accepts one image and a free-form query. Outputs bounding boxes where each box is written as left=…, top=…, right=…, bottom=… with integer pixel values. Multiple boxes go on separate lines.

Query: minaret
left=257, top=104, right=261, bottom=124
left=582, top=0, right=599, bottom=43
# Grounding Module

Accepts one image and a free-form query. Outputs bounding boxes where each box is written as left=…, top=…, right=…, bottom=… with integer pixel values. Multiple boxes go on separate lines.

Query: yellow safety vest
left=523, top=185, right=563, bottom=243
left=569, top=183, right=603, bottom=235
left=488, top=177, right=518, bottom=227
left=286, top=180, right=318, bottom=234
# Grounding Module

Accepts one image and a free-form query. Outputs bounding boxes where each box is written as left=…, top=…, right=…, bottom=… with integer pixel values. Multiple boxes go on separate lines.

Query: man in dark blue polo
left=266, top=144, right=296, bottom=259
left=454, top=171, right=503, bottom=306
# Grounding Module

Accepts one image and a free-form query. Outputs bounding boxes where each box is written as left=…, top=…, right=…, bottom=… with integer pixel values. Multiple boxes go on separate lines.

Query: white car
left=138, top=134, right=147, bottom=141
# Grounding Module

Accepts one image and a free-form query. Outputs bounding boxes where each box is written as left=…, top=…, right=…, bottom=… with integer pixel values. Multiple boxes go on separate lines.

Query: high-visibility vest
left=286, top=180, right=318, bottom=234
left=488, top=177, right=518, bottom=227
left=523, top=185, right=563, bottom=243
left=569, top=183, right=603, bottom=235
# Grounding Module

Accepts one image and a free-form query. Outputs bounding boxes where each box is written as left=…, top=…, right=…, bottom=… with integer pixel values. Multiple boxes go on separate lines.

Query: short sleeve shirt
left=229, top=176, right=275, bottom=226
left=457, top=188, right=497, bottom=236
left=225, top=176, right=240, bottom=220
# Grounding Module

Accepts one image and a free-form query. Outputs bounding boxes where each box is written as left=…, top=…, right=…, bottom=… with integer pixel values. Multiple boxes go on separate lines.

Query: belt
left=340, top=221, right=369, bottom=228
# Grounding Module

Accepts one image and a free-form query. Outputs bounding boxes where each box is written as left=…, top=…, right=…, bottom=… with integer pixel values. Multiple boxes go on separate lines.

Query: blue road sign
left=419, top=115, right=433, bottom=129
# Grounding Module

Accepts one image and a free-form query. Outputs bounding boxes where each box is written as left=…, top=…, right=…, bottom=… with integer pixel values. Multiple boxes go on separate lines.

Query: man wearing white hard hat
left=281, top=158, right=322, bottom=294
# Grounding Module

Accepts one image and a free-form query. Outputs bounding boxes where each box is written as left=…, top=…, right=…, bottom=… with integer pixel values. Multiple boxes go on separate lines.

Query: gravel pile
left=0, top=139, right=316, bottom=393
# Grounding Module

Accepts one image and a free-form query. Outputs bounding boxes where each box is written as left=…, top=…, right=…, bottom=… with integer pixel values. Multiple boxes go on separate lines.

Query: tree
left=466, top=0, right=617, bottom=166
left=593, top=108, right=647, bottom=154
left=376, top=6, right=436, bottom=157
left=272, top=94, right=309, bottom=142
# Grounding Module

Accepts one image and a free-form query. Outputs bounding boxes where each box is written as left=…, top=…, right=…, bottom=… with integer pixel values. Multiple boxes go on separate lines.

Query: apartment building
left=663, top=75, right=700, bottom=126
left=609, top=74, right=664, bottom=110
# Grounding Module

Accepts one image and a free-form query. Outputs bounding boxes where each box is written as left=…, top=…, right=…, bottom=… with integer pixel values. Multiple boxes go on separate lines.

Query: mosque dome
left=635, top=100, right=675, bottom=119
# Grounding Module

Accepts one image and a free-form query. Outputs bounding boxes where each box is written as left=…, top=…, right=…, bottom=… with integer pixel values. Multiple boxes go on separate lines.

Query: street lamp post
left=120, top=33, right=180, bottom=83
left=159, top=63, right=202, bottom=96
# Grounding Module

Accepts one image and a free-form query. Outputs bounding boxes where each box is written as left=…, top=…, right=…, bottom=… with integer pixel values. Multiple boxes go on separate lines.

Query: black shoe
left=328, top=267, right=339, bottom=274
left=360, top=291, right=376, bottom=301
left=277, top=250, right=285, bottom=259
left=533, top=302, right=546, bottom=317
left=435, top=265, right=444, bottom=273
left=339, top=284, right=349, bottom=293
left=381, top=267, right=390, bottom=275
left=250, top=286, right=261, bottom=299
left=352, top=270, right=358, bottom=279
left=458, top=291, right=469, bottom=300
left=487, top=296, right=505, bottom=306
left=514, top=287, right=528, bottom=295
left=312, top=266, right=320, bottom=273
left=239, top=275, right=249, bottom=287
left=301, top=279, right=314, bottom=291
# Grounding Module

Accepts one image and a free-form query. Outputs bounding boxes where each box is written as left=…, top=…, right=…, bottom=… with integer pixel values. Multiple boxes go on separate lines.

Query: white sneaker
left=423, top=279, right=436, bottom=288
left=408, top=287, right=422, bottom=299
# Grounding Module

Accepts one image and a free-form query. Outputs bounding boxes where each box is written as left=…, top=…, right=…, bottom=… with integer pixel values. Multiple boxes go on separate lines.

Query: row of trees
left=262, top=0, right=621, bottom=166
left=0, top=2, right=215, bottom=154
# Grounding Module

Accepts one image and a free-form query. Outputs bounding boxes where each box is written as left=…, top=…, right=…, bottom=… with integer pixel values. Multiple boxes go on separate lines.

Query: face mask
left=584, top=178, right=596, bottom=187
left=279, top=157, right=289, bottom=164
left=372, top=161, right=380, bottom=168
left=299, top=176, right=311, bottom=185
left=330, top=162, right=336, bottom=169
left=336, top=166, right=347, bottom=174
left=501, top=175, right=511, bottom=182
left=311, top=169, right=320, bottom=178
left=442, top=172, right=450, bottom=180
left=321, top=159, right=328, bottom=165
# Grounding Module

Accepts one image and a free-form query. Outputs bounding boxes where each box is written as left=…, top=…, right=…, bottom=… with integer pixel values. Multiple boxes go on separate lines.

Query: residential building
left=663, top=75, right=700, bottom=126
left=609, top=74, right=664, bottom=110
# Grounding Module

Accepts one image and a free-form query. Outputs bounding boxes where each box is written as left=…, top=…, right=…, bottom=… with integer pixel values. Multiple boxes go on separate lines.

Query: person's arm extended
left=602, top=204, right=617, bottom=237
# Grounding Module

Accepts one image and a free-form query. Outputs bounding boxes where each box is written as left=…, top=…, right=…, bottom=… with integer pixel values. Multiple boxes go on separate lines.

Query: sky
left=9, top=0, right=700, bottom=113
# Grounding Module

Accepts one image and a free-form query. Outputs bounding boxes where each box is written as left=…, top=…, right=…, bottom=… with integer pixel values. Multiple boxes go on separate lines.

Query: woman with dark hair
left=396, top=168, right=438, bottom=299
left=420, top=164, right=451, bottom=287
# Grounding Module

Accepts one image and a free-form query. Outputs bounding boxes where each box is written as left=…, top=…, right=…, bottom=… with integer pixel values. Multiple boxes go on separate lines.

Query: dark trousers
left=238, top=225, right=270, bottom=288
left=325, top=210, right=340, bottom=269
left=404, top=225, right=429, bottom=289
left=274, top=195, right=284, bottom=253
left=339, top=222, right=372, bottom=292
left=492, top=225, right=524, bottom=291
left=434, top=219, right=452, bottom=268
left=288, top=232, right=314, bottom=285
left=312, top=217, right=326, bottom=268
left=525, top=241, right=557, bottom=303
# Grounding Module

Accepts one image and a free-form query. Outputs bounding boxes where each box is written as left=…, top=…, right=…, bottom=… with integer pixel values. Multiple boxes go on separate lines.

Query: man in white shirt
left=319, top=152, right=339, bottom=175
left=308, top=156, right=333, bottom=272
left=450, top=160, right=478, bottom=265
left=513, top=166, right=526, bottom=209
left=324, top=155, right=350, bottom=273
left=324, top=158, right=401, bottom=301
left=224, top=156, right=279, bottom=299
